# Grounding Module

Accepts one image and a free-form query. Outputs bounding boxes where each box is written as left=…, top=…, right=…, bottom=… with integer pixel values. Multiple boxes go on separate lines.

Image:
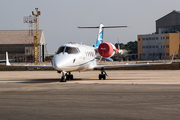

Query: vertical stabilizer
left=94, top=24, right=104, bottom=48
left=117, top=38, right=120, bottom=50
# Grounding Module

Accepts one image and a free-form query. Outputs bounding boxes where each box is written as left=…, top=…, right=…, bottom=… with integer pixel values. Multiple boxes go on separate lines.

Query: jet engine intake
left=98, top=42, right=118, bottom=58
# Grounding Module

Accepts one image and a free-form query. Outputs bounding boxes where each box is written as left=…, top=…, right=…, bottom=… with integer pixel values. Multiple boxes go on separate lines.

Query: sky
left=1, top=0, right=180, bottom=53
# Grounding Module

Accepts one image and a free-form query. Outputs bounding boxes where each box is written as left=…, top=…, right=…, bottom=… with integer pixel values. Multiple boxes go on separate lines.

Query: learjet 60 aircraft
left=6, top=24, right=174, bottom=82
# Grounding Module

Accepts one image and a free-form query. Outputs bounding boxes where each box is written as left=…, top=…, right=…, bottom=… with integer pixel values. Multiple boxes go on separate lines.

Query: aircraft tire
left=70, top=75, right=73, bottom=80
left=99, top=74, right=102, bottom=80
left=103, top=75, right=106, bottom=80
left=60, top=76, right=66, bottom=82
left=66, top=75, right=69, bottom=80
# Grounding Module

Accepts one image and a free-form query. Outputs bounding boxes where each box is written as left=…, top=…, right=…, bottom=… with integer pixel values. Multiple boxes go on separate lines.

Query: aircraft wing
left=94, top=50, right=175, bottom=69
left=94, top=61, right=172, bottom=69
left=0, top=59, right=14, bottom=62
left=0, top=60, right=6, bottom=62
left=6, top=52, right=53, bottom=68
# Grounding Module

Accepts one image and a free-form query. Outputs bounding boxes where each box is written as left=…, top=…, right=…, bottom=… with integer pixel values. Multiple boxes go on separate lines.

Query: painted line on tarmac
left=1, top=91, right=180, bottom=95
left=21, top=82, right=59, bottom=88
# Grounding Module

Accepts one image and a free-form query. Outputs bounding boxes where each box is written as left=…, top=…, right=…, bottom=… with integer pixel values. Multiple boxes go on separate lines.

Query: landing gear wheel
left=70, top=75, right=73, bottom=80
left=66, top=75, right=69, bottom=80
left=60, top=76, right=66, bottom=82
left=99, top=74, right=106, bottom=80
left=103, top=74, right=106, bottom=80
left=66, top=72, right=73, bottom=80
left=99, top=74, right=102, bottom=80
left=99, top=68, right=107, bottom=80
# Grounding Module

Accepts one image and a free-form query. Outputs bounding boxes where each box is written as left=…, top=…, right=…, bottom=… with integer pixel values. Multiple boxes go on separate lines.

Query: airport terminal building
left=138, top=10, right=180, bottom=60
left=0, top=30, right=46, bottom=62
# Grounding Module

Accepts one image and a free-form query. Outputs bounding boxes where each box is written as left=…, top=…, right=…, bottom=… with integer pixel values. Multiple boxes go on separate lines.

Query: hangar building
left=0, top=30, right=46, bottom=62
left=138, top=10, right=180, bottom=60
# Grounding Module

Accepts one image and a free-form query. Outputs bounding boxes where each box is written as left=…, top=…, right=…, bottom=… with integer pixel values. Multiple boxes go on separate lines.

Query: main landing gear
left=59, top=71, right=73, bottom=82
left=99, top=68, right=107, bottom=80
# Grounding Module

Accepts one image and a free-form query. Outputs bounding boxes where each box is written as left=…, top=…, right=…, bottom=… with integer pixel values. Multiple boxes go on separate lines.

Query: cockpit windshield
left=65, top=47, right=79, bottom=54
left=56, top=46, right=65, bottom=54
left=56, top=46, right=79, bottom=54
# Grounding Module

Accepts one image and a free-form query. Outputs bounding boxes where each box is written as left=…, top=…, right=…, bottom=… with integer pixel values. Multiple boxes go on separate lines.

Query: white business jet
left=6, top=23, right=174, bottom=82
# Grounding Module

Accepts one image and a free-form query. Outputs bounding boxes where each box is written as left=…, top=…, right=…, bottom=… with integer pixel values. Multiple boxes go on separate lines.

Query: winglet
left=169, top=50, right=176, bottom=64
left=6, top=52, right=11, bottom=66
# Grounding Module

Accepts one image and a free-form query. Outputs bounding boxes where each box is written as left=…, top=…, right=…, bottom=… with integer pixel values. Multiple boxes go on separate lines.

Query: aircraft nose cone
left=52, top=55, right=63, bottom=70
left=52, top=54, right=75, bottom=71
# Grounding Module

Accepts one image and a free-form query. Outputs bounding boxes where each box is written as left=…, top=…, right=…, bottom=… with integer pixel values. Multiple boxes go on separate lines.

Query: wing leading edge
left=6, top=52, right=53, bottom=68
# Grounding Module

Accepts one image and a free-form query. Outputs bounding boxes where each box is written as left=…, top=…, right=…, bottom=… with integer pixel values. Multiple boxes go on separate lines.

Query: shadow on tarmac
left=17, top=78, right=83, bottom=83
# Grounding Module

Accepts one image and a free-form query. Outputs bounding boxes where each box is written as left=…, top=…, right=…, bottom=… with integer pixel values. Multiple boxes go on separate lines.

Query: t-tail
left=78, top=23, right=129, bottom=48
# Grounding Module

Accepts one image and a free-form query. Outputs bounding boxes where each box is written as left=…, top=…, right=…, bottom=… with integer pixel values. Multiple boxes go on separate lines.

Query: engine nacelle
left=98, top=42, right=118, bottom=58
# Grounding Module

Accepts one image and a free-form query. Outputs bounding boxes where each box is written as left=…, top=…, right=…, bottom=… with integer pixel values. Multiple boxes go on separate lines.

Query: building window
left=146, top=38, right=148, bottom=40
left=156, top=45, right=158, bottom=48
left=149, top=38, right=151, bottom=40
left=156, top=37, right=158, bottom=40
left=166, top=45, right=169, bottom=48
left=166, top=53, right=169, bottom=56
left=166, top=36, right=169, bottom=39
left=138, top=38, right=141, bottom=41
left=146, top=46, right=148, bottom=48
left=149, top=46, right=151, bottom=48
left=163, top=45, right=165, bottom=48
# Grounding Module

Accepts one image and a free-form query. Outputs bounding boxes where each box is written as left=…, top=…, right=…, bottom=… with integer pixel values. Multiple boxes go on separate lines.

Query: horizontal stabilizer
left=78, top=26, right=129, bottom=28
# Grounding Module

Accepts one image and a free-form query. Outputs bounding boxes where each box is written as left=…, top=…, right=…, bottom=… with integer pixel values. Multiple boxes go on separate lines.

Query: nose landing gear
left=66, top=72, right=73, bottom=80
left=60, top=71, right=73, bottom=82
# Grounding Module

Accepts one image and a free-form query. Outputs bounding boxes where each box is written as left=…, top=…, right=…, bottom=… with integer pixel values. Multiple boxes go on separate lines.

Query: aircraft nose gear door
left=99, top=68, right=108, bottom=80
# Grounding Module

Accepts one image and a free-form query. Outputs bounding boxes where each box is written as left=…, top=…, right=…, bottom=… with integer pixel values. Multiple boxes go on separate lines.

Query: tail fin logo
left=98, top=31, right=103, bottom=40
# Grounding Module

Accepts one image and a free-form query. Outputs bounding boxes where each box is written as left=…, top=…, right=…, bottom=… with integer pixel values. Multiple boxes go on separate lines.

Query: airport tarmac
left=0, top=70, right=180, bottom=120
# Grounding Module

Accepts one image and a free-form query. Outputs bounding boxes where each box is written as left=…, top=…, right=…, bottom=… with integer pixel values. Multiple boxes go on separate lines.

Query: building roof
left=156, top=10, right=180, bottom=22
left=0, top=30, right=43, bottom=44
left=156, top=10, right=180, bottom=33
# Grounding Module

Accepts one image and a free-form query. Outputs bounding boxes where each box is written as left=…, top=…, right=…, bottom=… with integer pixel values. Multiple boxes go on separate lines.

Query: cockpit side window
left=56, top=47, right=65, bottom=54
left=65, top=47, right=79, bottom=54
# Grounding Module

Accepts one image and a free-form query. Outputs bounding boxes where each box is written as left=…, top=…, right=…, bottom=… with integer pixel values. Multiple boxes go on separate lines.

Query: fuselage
left=52, top=43, right=97, bottom=72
